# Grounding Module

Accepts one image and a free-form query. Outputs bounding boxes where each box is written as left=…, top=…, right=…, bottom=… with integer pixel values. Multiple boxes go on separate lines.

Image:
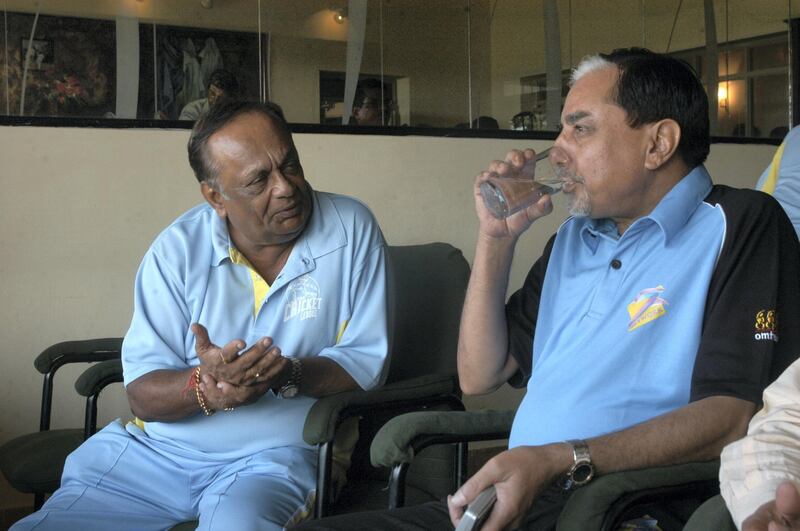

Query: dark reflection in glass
left=751, top=42, right=789, bottom=71
left=0, top=0, right=794, bottom=137
left=143, top=24, right=263, bottom=121
left=320, top=72, right=397, bottom=126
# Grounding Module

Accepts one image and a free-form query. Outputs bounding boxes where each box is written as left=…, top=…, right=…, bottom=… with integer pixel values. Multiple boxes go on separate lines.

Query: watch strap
left=566, top=439, right=591, bottom=463
left=562, top=439, right=594, bottom=490
left=278, top=357, right=302, bottom=398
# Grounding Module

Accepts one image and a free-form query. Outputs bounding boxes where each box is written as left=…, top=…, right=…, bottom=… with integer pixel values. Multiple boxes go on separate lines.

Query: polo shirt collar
left=579, top=165, right=713, bottom=250
left=210, top=209, right=230, bottom=266
left=208, top=190, right=347, bottom=268
left=299, top=190, right=348, bottom=258
left=641, top=165, right=713, bottom=243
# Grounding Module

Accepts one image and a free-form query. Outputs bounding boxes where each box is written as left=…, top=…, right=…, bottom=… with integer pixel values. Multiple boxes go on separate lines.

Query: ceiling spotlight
left=333, top=7, right=347, bottom=24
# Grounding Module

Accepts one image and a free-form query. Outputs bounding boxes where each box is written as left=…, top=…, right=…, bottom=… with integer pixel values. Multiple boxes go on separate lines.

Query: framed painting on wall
left=3, top=12, right=115, bottom=117
left=20, top=38, right=54, bottom=71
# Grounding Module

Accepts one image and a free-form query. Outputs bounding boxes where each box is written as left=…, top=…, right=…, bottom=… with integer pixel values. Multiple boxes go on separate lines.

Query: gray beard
left=565, top=188, right=591, bottom=218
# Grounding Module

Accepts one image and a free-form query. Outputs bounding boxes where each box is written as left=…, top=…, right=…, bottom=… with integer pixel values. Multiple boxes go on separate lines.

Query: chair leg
left=456, top=442, right=468, bottom=488
left=34, top=492, right=45, bottom=510
left=314, top=441, right=333, bottom=519
left=388, top=464, right=409, bottom=509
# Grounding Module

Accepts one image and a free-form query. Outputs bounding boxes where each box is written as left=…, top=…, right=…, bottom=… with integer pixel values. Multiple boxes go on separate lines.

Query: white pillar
left=544, top=0, right=562, bottom=131
left=115, top=16, right=140, bottom=119
left=342, top=0, right=368, bottom=125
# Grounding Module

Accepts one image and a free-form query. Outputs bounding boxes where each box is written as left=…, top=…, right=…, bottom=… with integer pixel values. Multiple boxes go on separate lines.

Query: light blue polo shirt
left=756, top=126, right=800, bottom=238
left=509, top=166, right=725, bottom=448
left=122, top=191, right=389, bottom=460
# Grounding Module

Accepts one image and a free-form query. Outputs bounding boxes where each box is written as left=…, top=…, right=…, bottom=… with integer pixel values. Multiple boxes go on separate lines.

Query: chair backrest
left=384, top=242, right=471, bottom=384
left=334, top=243, right=470, bottom=512
left=34, top=337, right=123, bottom=432
left=0, top=338, right=123, bottom=509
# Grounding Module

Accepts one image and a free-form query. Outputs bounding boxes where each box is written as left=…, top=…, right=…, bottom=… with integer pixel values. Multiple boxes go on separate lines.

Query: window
left=673, top=34, right=790, bottom=138
left=1, top=1, right=795, bottom=136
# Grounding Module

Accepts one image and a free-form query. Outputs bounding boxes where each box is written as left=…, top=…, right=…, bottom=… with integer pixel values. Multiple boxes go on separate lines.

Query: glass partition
left=2, top=2, right=118, bottom=118
left=147, top=0, right=263, bottom=120
left=1, top=0, right=797, bottom=137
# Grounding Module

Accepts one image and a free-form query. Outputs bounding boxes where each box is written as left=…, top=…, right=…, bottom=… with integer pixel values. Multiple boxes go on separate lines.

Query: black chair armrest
left=555, top=460, right=721, bottom=531
left=34, top=338, right=123, bottom=374
left=75, top=358, right=123, bottom=397
left=370, top=409, right=515, bottom=468
left=302, top=374, right=460, bottom=446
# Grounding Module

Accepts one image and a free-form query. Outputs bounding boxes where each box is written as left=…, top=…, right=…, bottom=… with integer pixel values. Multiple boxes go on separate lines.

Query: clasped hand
left=190, top=323, right=290, bottom=411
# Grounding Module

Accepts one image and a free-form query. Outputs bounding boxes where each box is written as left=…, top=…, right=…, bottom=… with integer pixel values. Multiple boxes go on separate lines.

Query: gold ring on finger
left=218, top=352, right=227, bottom=364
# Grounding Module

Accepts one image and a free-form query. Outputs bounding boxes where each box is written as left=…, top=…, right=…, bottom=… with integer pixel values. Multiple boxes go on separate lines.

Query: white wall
left=0, top=124, right=776, bottom=508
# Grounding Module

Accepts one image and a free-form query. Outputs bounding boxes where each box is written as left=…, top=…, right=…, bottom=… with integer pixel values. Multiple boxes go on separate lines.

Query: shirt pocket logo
left=284, top=275, right=323, bottom=322
left=627, top=285, right=668, bottom=332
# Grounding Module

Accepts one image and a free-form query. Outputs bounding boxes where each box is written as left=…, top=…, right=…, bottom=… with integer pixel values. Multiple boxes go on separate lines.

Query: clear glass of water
left=479, top=147, right=564, bottom=219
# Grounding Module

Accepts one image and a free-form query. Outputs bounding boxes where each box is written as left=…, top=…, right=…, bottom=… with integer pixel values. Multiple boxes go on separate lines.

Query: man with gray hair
left=299, top=47, right=800, bottom=531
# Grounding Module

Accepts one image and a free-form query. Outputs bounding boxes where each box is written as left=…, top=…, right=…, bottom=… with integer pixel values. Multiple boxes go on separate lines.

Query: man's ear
left=644, top=119, right=681, bottom=171
left=200, top=181, right=227, bottom=219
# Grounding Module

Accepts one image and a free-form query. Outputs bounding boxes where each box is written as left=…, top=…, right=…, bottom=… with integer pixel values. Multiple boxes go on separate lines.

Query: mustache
left=554, top=165, right=585, bottom=184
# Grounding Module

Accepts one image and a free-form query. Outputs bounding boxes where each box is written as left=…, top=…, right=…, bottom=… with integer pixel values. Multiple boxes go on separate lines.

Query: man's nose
left=548, top=143, right=569, bottom=172
left=270, top=170, right=294, bottom=197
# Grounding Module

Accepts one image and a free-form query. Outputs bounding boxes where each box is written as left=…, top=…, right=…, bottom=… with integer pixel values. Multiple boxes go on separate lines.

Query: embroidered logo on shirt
left=284, top=275, right=323, bottom=322
left=754, top=309, right=779, bottom=342
left=627, top=286, right=668, bottom=332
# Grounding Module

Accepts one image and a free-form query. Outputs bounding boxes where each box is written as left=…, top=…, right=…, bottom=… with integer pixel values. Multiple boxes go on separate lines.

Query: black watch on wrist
left=562, top=439, right=595, bottom=490
left=278, top=357, right=302, bottom=399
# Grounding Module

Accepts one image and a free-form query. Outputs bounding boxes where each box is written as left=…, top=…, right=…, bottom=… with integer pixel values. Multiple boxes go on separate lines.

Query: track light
left=333, top=7, right=347, bottom=24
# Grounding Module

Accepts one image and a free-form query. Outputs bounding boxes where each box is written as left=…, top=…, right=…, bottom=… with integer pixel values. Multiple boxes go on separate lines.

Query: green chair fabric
left=371, top=409, right=515, bottom=467
left=0, top=338, right=123, bottom=509
left=302, top=374, right=459, bottom=446
left=0, top=429, right=84, bottom=494
left=556, top=460, right=720, bottom=530
left=683, top=494, right=736, bottom=531
left=304, top=242, right=471, bottom=518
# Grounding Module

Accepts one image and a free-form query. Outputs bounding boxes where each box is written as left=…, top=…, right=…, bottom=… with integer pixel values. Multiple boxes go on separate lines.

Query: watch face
left=572, top=461, right=594, bottom=485
left=280, top=385, right=299, bottom=399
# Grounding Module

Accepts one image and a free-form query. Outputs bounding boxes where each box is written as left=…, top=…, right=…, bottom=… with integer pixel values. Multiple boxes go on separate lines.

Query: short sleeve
left=691, top=188, right=800, bottom=404
left=122, top=247, right=192, bottom=386
left=318, top=242, right=389, bottom=390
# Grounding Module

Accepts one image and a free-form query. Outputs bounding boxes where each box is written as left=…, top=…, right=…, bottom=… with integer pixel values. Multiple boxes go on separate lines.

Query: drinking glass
left=479, top=147, right=565, bottom=219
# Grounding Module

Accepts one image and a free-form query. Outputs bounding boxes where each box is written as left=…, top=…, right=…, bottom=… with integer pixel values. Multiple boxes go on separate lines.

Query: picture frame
left=20, top=38, right=54, bottom=71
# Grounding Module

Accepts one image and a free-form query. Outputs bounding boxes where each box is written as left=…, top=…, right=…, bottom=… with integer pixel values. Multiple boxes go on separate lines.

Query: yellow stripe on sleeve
left=759, top=140, right=787, bottom=196
left=335, top=320, right=349, bottom=344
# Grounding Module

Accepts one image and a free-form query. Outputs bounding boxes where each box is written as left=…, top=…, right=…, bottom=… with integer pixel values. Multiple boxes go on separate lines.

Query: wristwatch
left=562, top=439, right=595, bottom=490
left=278, top=357, right=302, bottom=399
